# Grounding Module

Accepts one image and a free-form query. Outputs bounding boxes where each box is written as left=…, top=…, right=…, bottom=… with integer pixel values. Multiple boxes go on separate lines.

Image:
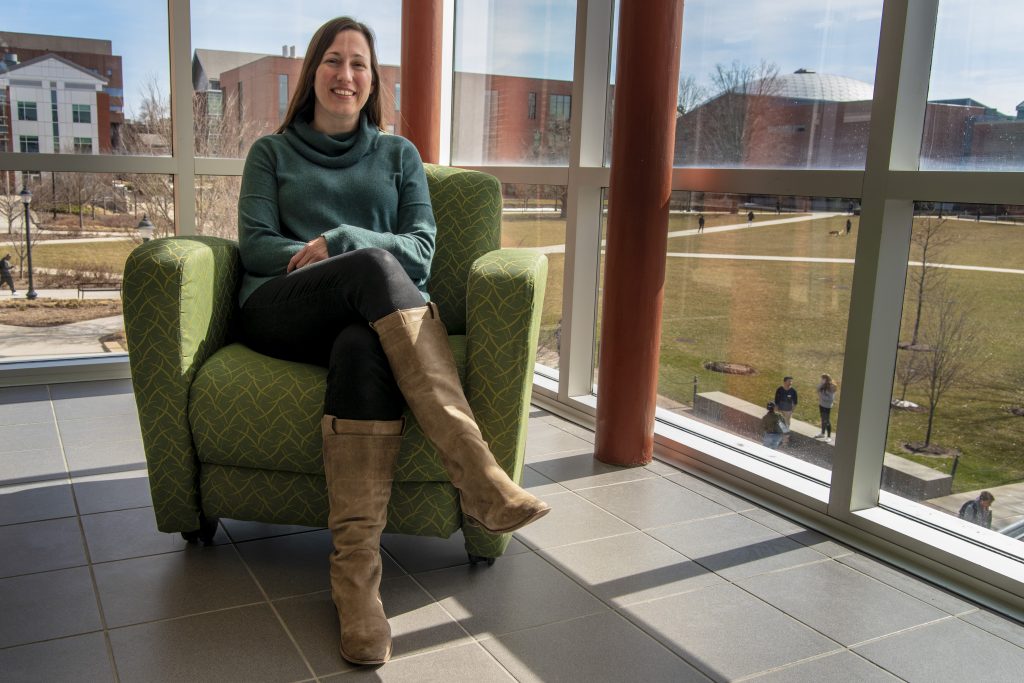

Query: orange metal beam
left=400, top=0, right=443, bottom=163
left=595, top=0, right=685, bottom=466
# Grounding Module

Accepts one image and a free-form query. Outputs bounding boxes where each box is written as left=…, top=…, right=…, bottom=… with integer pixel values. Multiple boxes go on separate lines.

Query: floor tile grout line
left=226, top=533, right=322, bottom=682
left=729, top=646, right=894, bottom=683
left=45, top=382, right=122, bottom=683
left=845, top=614, right=958, bottom=650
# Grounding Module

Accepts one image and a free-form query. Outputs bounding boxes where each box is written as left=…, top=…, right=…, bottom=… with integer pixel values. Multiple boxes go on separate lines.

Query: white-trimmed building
left=0, top=53, right=106, bottom=155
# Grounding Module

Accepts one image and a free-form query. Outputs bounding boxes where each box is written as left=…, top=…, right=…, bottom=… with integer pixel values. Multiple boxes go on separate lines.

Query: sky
left=5, top=0, right=1023, bottom=120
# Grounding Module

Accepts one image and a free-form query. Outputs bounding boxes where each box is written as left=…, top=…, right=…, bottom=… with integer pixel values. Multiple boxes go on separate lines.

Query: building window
left=73, top=137, right=92, bottom=154
left=278, top=74, right=288, bottom=121
left=237, top=81, right=244, bottom=123
left=17, top=101, right=37, bottom=121
left=528, top=92, right=537, bottom=120
left=549, top=94, right=571, bottom=121
left=394, top=83, right=401, bottom=111
left=72, top=104, right=92, bottom=123
left=19, top=135, right=40, bottom=153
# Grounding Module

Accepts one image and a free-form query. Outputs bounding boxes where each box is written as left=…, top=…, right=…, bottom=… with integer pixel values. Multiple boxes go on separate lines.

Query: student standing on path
left=815, top=373, right=838, bottom=441
left=774, top=376, right=798, bottom=430
left=0, top=254, right=15, bottom=294
left=747, top=210, right=754, bottom=226
left=697, top=213, right=705, bottom=234
left=761, top=402, right=785, bottom=449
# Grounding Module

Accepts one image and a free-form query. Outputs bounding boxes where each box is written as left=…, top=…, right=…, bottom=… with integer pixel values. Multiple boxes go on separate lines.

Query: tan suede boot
left=372, top=303, right=549, bottom=534
left=322, top=415, right=403, bottom=666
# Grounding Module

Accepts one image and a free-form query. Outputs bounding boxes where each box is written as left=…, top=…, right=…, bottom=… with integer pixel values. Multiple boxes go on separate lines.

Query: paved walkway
left=0, top=288, right=123, bottom=359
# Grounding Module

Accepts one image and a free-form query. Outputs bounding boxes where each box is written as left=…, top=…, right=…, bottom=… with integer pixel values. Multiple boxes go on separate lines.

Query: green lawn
left=28, top=240, right=136, bottom=274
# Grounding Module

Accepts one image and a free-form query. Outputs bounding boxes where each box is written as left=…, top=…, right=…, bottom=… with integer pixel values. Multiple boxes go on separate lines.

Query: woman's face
left=312, top=29, right=374, bottom=135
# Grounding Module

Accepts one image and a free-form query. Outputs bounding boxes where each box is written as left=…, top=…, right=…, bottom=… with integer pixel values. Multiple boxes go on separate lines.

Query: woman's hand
left=287, top=236, right=329, bottom=273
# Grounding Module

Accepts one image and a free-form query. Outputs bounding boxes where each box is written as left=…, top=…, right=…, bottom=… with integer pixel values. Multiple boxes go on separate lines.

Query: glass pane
left=2, top=2, right=169, bottom=155
left=921, top=1, right=1024, bottom=170
left=885, top=202, right=1024, bottom=543
left=191, top=1, right=403, bottom=158
left=195, top=175, right=242, bottom=240
left=500, top=183, right=566, bottom=375
left=596, top=191, right=861, bottom=483
left=606, top=1, right=883, bottom=169
left=1, top=171, right=172, bottom=363
left=452, top=1, right=577, bottom=165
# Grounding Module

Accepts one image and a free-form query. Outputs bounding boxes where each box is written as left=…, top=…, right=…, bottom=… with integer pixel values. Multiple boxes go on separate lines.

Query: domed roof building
left=764, top=68, right=873, bottom=103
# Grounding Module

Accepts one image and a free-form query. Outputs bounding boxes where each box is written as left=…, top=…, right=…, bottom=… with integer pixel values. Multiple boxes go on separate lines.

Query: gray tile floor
left=2, top=379, right=1024, bottom=682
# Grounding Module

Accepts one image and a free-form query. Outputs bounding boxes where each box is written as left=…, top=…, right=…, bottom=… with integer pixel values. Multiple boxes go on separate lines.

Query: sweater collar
left=284, top=112, right=378, bottom=168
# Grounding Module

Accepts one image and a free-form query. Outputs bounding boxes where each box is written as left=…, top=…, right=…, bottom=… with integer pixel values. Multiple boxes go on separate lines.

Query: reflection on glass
left=0, top=172, right=172, bottom=362
left=500, top=183, right=566, bottom=375
left=922, top=1, right=1024, bottom=170
left=190, top=1, right=403, bottom=158
left=3, top=2, right=170, bottom=155
left=596, top=191, right=860, bottom=483
left=195, top=175, right=242, bottom=241
left=885, top=202, right=1024, bottom=541
left=612, top=0, right=884, bottom=169
left=452, top=1, right=577, bottom=165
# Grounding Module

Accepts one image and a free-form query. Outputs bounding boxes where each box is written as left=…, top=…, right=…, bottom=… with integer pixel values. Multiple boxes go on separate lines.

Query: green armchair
left=123, top=165, right=547, bottom=562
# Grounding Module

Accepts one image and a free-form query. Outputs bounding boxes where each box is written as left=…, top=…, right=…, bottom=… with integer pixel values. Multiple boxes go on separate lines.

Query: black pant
left=819, top=406, right=832, bottom=436
left=240, top=248, right=426, bottom=421
left=1, top=272, right=14, bottom=292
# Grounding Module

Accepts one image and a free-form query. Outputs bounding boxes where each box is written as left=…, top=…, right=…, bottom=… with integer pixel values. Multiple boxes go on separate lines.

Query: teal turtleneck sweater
left=237, top=113, right=436, bottom=305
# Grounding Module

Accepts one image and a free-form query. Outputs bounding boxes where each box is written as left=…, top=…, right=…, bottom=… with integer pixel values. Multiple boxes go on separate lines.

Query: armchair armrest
left=464, top=248, right=548, bottom=482
left=123, top=236, right=241, bottom=532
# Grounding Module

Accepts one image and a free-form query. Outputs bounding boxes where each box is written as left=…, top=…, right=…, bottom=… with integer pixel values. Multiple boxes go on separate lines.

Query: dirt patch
left=703, top=361, right=756, bottom=375
left=901, top=442, right=960, bottom=458
left=0, top=299, right=123, bottom=327
left=897, top=342, right=934, bottom=352
left=1009, top=406, right=1024, bottom=417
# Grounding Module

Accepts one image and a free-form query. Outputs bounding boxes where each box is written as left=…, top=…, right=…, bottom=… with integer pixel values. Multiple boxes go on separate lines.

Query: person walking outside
left=1, top=254, right=15, bottom=295
left=774, top=376, right=798, bottom=431
left=761, top=402, right=786, bottom=449
left=959, top=491, right=995, bottom=529
left=747, top=210, right=754, bottom=226
left=845, top=218, right=852, bottom=235
left=815, top=373, right=838, bottom=441
left=697, top=213, right=705, bottom=234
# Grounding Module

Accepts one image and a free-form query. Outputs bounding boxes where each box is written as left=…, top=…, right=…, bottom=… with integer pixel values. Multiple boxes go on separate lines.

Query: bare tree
left=680, top=60, right=782, bottom=165
left=918, top=287, right=978, bottom=447
left=907, top=216, right=960, bottom=346
left=531, top=117, right=571, bottom=218
left=54, top=173, right=105, bottom=231
left=677, top=75, right=708, bottom=116
left=0, top=173, right=21, bottom=235
left=894, top=345, right=927, bottom=403
left=123, top=79, right=264, bottom=239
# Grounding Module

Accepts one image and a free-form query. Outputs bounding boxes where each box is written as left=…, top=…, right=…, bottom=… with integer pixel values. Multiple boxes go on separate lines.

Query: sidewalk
left=0, top=288, right=124, bottom=359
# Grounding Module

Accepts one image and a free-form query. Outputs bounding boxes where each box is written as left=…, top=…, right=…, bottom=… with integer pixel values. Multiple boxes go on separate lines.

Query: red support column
left=400, top=0, right=443, bottom=163
left=595, top=0, right=684, bottom=466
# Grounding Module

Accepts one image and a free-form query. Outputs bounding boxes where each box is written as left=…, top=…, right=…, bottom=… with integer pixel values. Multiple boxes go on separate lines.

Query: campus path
left=662, top=252, right=1024, bottom=276
left=532, top=212, right=845, bottom=254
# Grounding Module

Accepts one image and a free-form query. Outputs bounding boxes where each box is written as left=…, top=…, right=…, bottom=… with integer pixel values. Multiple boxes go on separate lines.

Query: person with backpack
left=959, top=491, right=994, bottom=529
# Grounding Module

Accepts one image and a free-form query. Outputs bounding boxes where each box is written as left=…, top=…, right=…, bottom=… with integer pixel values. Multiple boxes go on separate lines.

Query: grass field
left=19, top=213, right=1023, bottom=492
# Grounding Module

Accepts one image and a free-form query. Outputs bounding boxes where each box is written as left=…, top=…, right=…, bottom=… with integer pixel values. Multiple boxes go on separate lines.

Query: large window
left=19, top=135, right=40, bottom=153
left=884, top=202, right=1024, bottom=547
left=452, top=0, right=577, bottom=165
left=922, top=1, right=1024, bottom=170
left=4, top=1, right=169, bottom=156
left=190, top=0, right=403, bottom=158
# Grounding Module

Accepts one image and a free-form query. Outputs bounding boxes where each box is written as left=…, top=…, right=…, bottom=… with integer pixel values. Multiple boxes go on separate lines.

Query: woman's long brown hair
left=275, top=17, right=384, bottom=133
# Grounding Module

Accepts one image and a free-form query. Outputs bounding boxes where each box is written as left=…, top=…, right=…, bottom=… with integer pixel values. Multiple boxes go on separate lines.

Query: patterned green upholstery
left=123, top=165, right=546, bottom=561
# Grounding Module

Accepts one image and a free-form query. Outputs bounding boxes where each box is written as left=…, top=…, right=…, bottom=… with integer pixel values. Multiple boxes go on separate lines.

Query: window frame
left=72, top=103, right=92, bottom=124
left=17, top=101, right=38, bottom=121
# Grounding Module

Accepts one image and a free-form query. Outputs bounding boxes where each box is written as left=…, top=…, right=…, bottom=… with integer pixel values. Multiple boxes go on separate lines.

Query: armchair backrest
left=423, top=164, right=502, bottom=335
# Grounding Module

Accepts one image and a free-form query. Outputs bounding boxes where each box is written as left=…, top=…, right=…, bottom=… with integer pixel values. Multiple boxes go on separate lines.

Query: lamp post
left=137, top=214, right=155, bottom=242
left=19, top=187, right=37, bottom=300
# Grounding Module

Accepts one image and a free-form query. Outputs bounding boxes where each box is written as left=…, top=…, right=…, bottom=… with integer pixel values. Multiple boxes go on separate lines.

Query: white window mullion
left=169, top=0, right=196, bottom=236
left=830, top=0, right=939, bottom=516
left=560, top=0, right=614, bottom=400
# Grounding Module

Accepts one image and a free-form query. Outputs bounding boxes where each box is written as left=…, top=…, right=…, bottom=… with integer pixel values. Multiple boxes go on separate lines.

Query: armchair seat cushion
left=188, top=338, right=468, bottom=482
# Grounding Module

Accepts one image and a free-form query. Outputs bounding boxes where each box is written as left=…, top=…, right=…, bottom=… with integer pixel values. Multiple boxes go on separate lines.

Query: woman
left=237, top=17, right=548, bottom=666
left=816, top=373, right=838, bottom=441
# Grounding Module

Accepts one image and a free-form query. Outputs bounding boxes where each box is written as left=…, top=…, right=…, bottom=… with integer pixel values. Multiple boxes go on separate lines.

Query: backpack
left=958, top=499, right=977, bottom=519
